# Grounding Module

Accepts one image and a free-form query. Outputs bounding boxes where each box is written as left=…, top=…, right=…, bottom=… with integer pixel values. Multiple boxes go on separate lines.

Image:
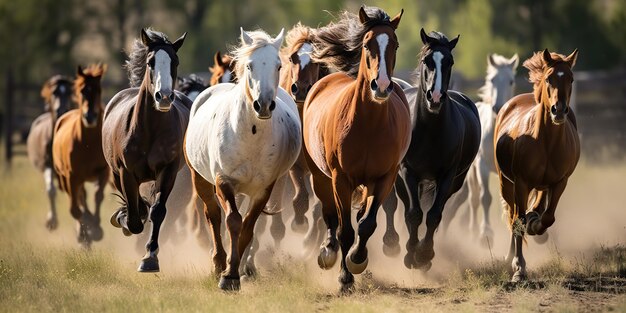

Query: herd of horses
left=25, top=5, right=580, bottom=292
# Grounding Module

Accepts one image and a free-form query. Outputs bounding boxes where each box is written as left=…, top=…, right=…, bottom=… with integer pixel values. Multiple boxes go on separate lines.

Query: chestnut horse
left=27, top=75, right=73, bottom=231
left=209, top=51, right=236, bottom=86
left=52, top=64, right=108, bottom=248
left=382, top=29, right=481, bottom=271
left=304, top=6, right=411, bottom=291
left=495, top=49, right=579, bottom=282
left=103, top=28, right=189, bottom=272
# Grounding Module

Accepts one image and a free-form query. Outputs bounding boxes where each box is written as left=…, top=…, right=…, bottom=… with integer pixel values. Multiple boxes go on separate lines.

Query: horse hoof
left=89, top=225, right=104, bottom=242
left=511, top=271, right=527, bottom=282
left=317, top=246, right=337, bottom=269
left=346, top=255, right=368, bottom=275
left=418, top=261, right=432, bottom=272
left=291, top=217, right=309, bottom=234
left=339, top=282, right=355, bottom=295
left=138, top=256, right=160, bottom=272
left=45, top=218, right=58, bottom=231
left=533, top=231, right=549, bottom=244
left=403, top=252, right=416, bottom=269
left=242, top=263, right=257, bottom=278
left=218, top=276, right=241, bottom=291
left=382, top=242, right=401, bottom=257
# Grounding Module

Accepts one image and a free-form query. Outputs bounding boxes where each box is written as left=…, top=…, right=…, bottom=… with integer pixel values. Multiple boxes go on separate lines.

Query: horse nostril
left=370, top=80, right=378, bottom=91
left=269, top=100, right=276, bottom=111
left=253, top=100, right=261, bottom=113
left=155, top=91, right=162, bottom=102
left=291, top=83, right=298, bottom=94
left=551, top=105, right=558, bottom=114
left=169, top=92, right=176, bottom=102
left=426, top=90, right=433, bottom=101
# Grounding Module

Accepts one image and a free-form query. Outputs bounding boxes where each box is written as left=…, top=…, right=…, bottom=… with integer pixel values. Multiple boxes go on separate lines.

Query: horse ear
left=241, top=28, right=253, bottom=46
left=141, top=28, right=151, bottom=47
left=420, top=28, right=432, bottom=45
left=172, top=32, right=187, bottom=52
left=510, top=53, right=519, bottom=69
left=214, top=51, right=224, bottom=67
left=488, top=54, right=496, bottom=67
left=542, top=48, right=554, bottom=65
left=390, top=9, right=404, bottom=29
left=359, top=6, right=370, bottom=24
left=565, top=48, right=578, bottom=68
left=40, top=79, right=52, bottom=104
left=77, top=65, right=85, bottom=77
left=273, top=28, right=285, bottom=50
left=100, top=63, right=108, bottom=75
left=448, top=34, right=460, bottom=50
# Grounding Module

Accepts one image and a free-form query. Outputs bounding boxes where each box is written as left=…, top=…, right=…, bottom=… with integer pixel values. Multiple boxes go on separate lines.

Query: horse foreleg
left=214, top=175, right=242, bottom=291
left=332, top=171, right=356, bottom=293
left=89, top=170, right=108, bottom=242
left=381, top=184, right=401, bottom=257
left=302, top=198, right=323, bottom=257
left=238, top=184, right=274, bottom=281
left=309, top=171, right=339, bottom=270
left=528, top=179, right=567, bottom=238
left=398, top=166, right=422, bottom=269
left=476, top=164, right=494, bottom=247
left=117, top=169, right=143, bottom=235
left=510, top=179, right=530, bottom=282
left=289, top=164, right=310, bottom=233
left=44, top=167, right=58, bottom=231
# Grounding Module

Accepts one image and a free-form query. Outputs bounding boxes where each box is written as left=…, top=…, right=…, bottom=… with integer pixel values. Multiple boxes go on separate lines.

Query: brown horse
left=102, top=28, right=189, bottom=272
left=27, top=75, right=74, bottom=231
left=494, top=48, right=579, bottom=282
left=209, top=51, right=236, bottom=86
left=52, top=64, right=108, bottom=248
left=304, top=6, right=411, bottom=291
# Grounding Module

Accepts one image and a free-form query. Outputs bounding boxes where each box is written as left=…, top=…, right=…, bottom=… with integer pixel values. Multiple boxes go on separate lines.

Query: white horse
left=443, top=53, right=518, bottom=246
left=184, top=28, right=302, bottom=291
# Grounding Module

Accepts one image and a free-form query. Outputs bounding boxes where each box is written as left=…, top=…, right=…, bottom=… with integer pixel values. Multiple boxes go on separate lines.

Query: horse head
left=209, top=51, right=236, bottom=86
left=485, top=53, right=519, bottom=113
left=140, top=28, right=186, bottom=112
left=237, top=28, right=284, bottom=119
left=177, top=74, right=206, bottom=101
left=524, top=48, right=578, bottom=125
left=418, top=29, right=459, bottom=113
left=359, top=6, right=403, bottom=102
left=75, top=64, right=106, bottom=128
left=41, top=75, right=73, bottom=122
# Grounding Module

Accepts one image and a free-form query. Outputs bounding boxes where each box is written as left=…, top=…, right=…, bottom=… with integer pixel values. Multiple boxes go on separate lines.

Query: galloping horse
left=185, top=28, right=301, bottom=290
left=494, top=49, right=579, bottom=282
left=52, top=64, right=108, bottom=248
left=304, top=6, right=410, bottom=291
left=209, top=51, right=236, bottom=86
left=27, top=75, right=73, bottom=231
left=102, top=28, right=189, bottom=272
left=442, top=53, right=519, bottom=246
left=384, top=29, right=481, bottom=271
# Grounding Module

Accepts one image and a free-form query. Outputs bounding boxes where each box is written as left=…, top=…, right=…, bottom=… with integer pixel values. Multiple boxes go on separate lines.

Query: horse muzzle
left=426, top=89, right=446, bottom=113
left=371, top=80, right=393, bottom=101
left=154, top=90, right=175, bottom=112
left=253, top=99, right=276, bottom=120
left=550, top=104, right=569, bottom=125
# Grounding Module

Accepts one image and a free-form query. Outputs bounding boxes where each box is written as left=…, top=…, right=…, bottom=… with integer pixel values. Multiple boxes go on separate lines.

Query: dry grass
left=1, top=152, right=626, bottom=312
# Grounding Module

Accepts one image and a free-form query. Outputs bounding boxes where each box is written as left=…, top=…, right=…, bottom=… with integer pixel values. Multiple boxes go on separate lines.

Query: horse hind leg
left=44, top=167, right=58, bottom=231
left=289, top=165, right=310, bottom=233
left=397, top=168, right=423, bottom=269
left=509, top=180, right=530, bottom=282
left=138, top=165, right=177, bottom=273
left=267, top=175, right=286, bottom=248
left=242, top=213, right=266, bottom=279
left=381, top=186, right=401, bottom=257
left=88, top=170, right=109, bottom=242
left=302, top=198, right=323, bottom=258
left=476, top=165, right=494, bottom=248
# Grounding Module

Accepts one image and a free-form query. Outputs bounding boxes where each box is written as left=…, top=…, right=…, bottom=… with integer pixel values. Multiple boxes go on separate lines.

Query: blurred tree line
left=0, top=0, right=625, bottom=93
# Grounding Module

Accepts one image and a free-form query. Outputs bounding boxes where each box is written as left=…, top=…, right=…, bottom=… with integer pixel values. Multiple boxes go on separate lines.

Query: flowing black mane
left=123, top=29, right=173, bottom=88
left=177, top=74, right=207, bottom=95
left=311, top=6, right=392, bottom=78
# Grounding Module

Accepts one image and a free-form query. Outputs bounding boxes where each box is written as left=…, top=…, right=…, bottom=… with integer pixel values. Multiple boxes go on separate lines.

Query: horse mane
left=523, top=50, right=569, bottom=84
left=178, top=74, right=206, bottom=93
left=231, top=30, right=277, bottom=79
left=75, top=64, right=106, bottom=92
left=311, top=6, right=392, bottom=78
left=282, top=22, right=314, bottom=56
left=124, top=28, right=173, bottom=88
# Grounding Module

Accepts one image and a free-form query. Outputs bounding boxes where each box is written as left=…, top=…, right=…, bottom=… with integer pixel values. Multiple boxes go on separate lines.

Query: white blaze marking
left=298, top=43, right=313, bottom=70
left=375, top=34, right=390, bottom=91
left=221, top=69, right=232, bottom=83
left=557, top=71, right=564, bottom=77
left=154, top=50, right=173, bottom=97
left=433, top=51, right=444, bottom=100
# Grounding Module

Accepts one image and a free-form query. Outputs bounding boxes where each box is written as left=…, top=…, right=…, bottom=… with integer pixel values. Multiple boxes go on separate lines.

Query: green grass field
left=1, top=151, right=625, bottom=312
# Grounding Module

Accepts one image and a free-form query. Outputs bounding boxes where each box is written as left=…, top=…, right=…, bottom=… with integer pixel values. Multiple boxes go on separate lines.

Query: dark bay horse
left=52, top=64, right=108, bottom=248
left=494, top=49, right=579, bottom=282
left=27, top=75, right=74, bottom=231
left=209, top=51, right=236, bottom=86
left=102, top=28, right=189, bottom=272
left=384, top=29, right=481, bottom=271
left=304, top=6, right=411, bottom=291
